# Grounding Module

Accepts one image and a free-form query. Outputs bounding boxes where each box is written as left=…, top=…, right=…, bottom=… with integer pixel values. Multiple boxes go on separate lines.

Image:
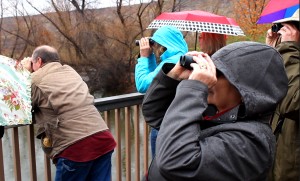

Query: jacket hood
left=151, top=25, right=188, bottom=61
left=211, top=41, right=288, bottom=118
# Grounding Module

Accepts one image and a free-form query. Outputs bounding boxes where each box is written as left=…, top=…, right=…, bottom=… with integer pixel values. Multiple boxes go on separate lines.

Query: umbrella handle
left=195, top=32, right=198, bottom=51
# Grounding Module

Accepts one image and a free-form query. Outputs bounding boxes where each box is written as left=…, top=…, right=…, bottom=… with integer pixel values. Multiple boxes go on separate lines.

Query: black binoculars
left=135, top=38, right=155, bottom=46
left=271, top=23, right=283, bottom=33
left=180, top=55, right=195, bottom=70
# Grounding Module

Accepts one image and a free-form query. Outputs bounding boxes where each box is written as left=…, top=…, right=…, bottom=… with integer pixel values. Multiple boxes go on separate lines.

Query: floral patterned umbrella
left=0, top=55, right=32, bottom=126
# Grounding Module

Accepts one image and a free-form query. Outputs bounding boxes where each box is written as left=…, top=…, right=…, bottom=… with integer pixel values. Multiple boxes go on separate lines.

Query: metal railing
left=0, top=92, right=150, bottom=181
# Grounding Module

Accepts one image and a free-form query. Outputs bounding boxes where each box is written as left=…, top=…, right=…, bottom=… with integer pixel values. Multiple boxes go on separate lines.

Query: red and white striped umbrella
left=147, top=10, right=245, bottom=36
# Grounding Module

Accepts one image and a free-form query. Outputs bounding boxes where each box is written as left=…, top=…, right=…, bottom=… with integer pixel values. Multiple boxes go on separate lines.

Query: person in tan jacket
left=22, top=45, right=116, bottom=181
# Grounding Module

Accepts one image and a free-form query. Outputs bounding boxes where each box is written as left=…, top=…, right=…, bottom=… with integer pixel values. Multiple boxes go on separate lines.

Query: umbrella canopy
left=257, top=0, right=299, bottom=24
left=147, top=10, right=245, bottom=36
left=0, top=55, right=32, bottom=126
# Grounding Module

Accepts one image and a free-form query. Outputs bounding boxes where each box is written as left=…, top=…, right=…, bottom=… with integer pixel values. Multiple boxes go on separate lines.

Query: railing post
left=44, top=154, right=52, bottom=181
left=134, top=105, right=140, bottom=181
left=115, top=109, right=122, bottom=181
left=104, top=111, right=111, bottom=127
left=27, top=125, right=37, bottom=181
left=0, top=138, right=5, bottom=181
left=12, top=127, right=21, bottom=181
left=125, top=107, right=131, bottom=181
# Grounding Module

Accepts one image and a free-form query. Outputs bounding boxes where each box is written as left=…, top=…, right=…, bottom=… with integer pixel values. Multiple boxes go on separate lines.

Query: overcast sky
left=2, top=0, right=151, bottom=17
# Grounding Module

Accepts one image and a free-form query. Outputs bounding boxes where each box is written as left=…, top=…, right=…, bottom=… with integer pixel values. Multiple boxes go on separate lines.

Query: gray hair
left=32, top=45, right=60, bottom=63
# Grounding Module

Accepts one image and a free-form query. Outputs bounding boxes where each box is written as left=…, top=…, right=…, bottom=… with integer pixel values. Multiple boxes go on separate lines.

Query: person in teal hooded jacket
left=135, top=25, right=188, bottom=93
left=135, top=25, right=188, bottom=157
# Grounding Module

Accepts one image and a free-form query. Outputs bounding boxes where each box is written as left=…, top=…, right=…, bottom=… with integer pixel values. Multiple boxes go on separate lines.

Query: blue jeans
left=55, top=150, right=113, bottom=181
left=150, top=128, right=158, bottom=158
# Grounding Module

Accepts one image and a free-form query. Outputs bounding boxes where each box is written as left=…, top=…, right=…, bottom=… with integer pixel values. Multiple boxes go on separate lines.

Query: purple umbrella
left=257, top=0, right=299, bottom=24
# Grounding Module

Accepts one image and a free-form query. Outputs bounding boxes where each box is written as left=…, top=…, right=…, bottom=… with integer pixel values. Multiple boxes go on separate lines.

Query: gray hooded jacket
left=142, top=42, right=288, bottom=181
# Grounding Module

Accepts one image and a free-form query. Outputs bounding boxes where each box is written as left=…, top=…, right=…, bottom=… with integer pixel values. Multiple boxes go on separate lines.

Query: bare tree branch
left=26, top=0, right=87, bottom=59
left=69, top=0, right=85, bottom=14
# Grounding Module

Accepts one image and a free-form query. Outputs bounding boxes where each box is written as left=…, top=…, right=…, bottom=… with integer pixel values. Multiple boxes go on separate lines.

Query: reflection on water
left=2, top=108, right=151, bottom=181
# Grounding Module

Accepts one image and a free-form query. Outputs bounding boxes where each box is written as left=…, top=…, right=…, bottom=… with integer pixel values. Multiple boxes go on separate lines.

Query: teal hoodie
left=135, top=26, right=188, bottom=93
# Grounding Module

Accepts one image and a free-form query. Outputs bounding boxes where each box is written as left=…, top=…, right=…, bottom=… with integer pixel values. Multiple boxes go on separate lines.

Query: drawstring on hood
left=211, top=41, right=288, bottom=118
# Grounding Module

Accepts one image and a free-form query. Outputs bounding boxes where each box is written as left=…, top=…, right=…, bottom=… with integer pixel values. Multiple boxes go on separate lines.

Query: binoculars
left=180, top=55, right=195, bottom=70
left=271, top=23, right=283, bottom=33
left=135, top=38, right=155, bottom=46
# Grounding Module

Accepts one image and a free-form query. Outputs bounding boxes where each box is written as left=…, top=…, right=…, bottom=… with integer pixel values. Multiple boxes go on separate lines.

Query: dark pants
left=150, top=128, right=158, bottom=158
left=55, top=150, right=113, bottom=181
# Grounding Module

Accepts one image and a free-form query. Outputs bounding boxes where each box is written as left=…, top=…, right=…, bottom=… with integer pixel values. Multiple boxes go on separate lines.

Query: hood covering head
left=211, top=41, right=288, bottom=118
left=151, top=26, right=188, bottom=61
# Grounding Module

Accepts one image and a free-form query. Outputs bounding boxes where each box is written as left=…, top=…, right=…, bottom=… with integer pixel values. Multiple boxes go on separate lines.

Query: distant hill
left=172, top=0, right=235, bottom=17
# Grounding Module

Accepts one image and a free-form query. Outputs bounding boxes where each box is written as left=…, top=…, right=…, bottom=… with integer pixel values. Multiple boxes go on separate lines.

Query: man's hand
left=20, top=57, right=33, bottom=73
left=266, top=29, right=280, bottom=47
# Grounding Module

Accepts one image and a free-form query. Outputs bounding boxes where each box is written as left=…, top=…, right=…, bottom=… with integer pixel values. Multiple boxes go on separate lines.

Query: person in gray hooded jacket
left=142, top=41, right=288, bottom=181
